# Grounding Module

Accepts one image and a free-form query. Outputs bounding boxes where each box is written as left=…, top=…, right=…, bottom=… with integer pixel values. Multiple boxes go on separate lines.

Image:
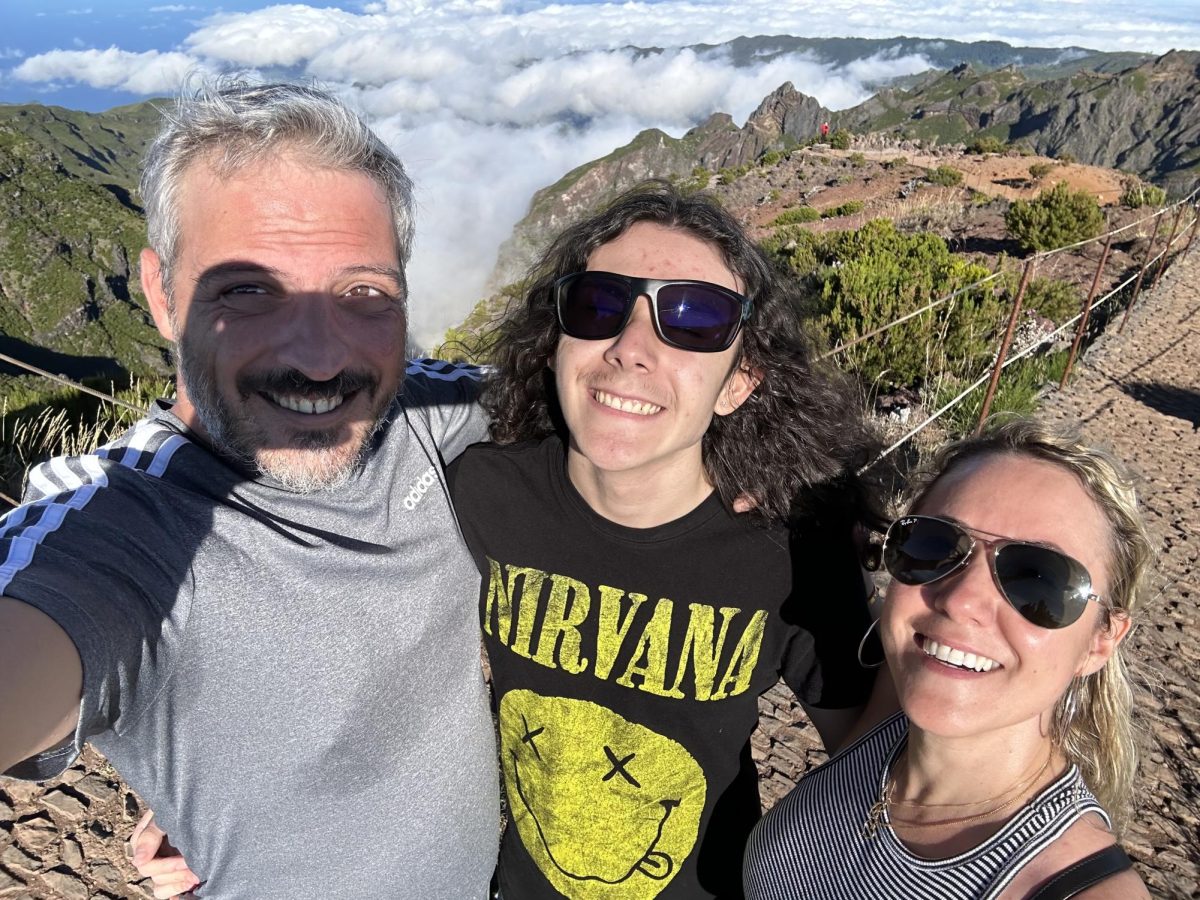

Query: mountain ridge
left=486, top=49, right=1197, bottom=293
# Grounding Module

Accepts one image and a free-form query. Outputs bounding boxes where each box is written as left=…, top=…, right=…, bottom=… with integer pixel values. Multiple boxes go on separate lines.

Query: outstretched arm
left=0, top=597, right=82, bottom=774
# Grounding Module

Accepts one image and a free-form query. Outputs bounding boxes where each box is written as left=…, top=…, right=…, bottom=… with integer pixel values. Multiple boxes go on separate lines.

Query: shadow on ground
left=1118, top=381, right=1200, bottom=429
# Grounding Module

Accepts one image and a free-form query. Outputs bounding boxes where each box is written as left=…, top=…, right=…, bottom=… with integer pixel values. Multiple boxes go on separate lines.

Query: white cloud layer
left=13, top=47, right=204, bottom=94
left=7, top=0, right=1199, bottom=343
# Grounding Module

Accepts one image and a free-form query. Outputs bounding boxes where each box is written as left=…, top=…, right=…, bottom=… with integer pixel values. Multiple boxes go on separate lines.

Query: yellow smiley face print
left=499, top=690, right=706, bottom=899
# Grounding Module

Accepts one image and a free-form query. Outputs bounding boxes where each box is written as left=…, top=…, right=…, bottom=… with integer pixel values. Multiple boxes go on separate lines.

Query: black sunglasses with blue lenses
left=554, top=271, right=752, bottom=352
left=882, top=515, right=1105, bottom=629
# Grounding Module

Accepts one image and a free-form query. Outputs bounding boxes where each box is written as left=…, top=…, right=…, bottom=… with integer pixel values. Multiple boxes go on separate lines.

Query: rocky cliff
left=842, top=52, right=1199, bottom=192
left=487, top=50, right=1197, bottom=295
left=0, top=101, right=168, bottom=388
left=488, top=83, right=834, bottom=290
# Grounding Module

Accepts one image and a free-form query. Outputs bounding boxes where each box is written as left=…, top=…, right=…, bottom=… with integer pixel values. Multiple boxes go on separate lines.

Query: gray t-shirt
left=1, top=360, right=499, bottom=899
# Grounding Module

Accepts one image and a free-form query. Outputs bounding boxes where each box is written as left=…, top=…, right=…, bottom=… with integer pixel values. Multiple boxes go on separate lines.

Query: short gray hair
left=141, top=77, right=415, bottom=294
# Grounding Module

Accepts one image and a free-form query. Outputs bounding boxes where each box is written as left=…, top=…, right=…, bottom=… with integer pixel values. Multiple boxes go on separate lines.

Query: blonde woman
left=744, top=418, right=1151, bottom=899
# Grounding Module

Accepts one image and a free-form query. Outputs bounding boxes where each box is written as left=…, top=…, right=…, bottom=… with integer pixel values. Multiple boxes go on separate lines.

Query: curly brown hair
left=482, top=180, right=881, bottom=528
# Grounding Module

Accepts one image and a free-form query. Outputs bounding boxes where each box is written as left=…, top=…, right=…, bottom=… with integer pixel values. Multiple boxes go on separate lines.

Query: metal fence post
left=1120, top=210, right=1164, bottom=333
left=1150, top=204, right=1186, bottom=290
left=976, top=258, right=1034, bottom=433
left=1181, top=203, right=1200, bottom=259
left=1060, top=235, right=1113, bottom=389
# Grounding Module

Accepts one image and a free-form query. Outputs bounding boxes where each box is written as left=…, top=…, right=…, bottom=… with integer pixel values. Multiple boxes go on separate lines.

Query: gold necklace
left=862, top=747, right=1053, bottom=840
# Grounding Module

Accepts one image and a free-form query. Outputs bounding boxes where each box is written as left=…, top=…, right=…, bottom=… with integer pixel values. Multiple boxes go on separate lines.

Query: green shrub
left=1120, top=180, right=1167, bottom=209
left=802, top=220, right=1004, bottom=390
left=1028, top=162, right=1053, bottom=180
left=848, top=152, right=867, bottom=168
left=966, top=136, right=1007, bottom=154
left=772, top=206, right=821, bottom=225
left=933, top=351, right=1069, bottom=435
left=829, top=128, right=852, bottom=150
left=1021, top=277, right=1081, bottom=323
left=928, top=165, right=964, bottom=187
left=1055, top=151, right=1076, bottom=164
left=821, top=200, right=866, bottom=218
left=760, top=227, right=823, bottom=278
left=759, top=149, right=783, bottom=167
left=882, top=156, right=908, bottom=170
left=676, top=166, right=711, bottom=194
left=1005, top=181, right=1103, bottom=253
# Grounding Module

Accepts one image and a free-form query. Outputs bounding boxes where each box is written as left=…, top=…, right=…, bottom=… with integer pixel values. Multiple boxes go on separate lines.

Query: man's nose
left=275, top=295, right=354, bottom=382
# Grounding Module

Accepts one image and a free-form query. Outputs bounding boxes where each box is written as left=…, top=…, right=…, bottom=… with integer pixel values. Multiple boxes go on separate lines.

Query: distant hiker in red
left=820, top=122, right=830, bottom=138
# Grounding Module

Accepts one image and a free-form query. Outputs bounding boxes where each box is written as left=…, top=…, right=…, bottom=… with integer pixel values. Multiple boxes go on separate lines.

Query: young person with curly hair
left=452, top=181, right=884, bottom=899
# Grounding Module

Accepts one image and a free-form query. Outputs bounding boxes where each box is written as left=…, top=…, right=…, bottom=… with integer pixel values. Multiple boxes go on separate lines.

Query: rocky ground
left=2, top=236, right=1197, bottom=899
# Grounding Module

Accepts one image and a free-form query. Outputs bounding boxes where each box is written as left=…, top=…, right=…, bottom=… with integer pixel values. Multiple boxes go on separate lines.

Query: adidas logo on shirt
left=404, top=466, right=440, bottom=511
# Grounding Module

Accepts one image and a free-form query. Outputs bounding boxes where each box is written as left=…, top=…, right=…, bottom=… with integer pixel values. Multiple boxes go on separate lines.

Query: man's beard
left=176, top=338, right=392, bottom=492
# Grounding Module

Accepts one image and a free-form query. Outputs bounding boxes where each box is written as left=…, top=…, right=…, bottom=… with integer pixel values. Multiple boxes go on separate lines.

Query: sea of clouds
left=8, top=0, right=1200, bottom=345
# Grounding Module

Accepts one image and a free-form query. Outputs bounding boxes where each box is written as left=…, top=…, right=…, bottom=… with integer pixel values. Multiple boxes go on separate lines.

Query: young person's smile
left=552, top=222, right=756, bottom=524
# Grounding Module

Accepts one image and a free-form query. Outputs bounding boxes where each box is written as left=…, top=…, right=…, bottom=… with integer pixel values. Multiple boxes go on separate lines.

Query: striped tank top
left=743, top=712, right=1109, bottom=899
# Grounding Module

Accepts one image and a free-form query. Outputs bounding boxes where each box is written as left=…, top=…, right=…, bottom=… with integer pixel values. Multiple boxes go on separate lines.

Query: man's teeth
left=921, top=637, right=999, bottom=672
left=594, top=390, right=662, bottom=416
left=270, top=393, right=344, bottom=415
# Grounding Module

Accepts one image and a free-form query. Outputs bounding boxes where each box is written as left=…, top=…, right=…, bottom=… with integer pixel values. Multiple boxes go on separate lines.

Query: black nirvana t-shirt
left=449, top=437, right=873, bottom=899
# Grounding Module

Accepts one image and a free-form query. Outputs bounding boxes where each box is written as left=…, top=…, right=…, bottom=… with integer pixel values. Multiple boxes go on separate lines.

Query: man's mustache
left=238, top=368, right=378, bottom=400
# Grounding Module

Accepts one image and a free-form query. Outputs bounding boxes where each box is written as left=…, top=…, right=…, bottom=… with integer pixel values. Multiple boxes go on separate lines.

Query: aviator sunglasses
left=882, top=515, right=1105, bottom=629
left=554, top=271, right=753, bottom=352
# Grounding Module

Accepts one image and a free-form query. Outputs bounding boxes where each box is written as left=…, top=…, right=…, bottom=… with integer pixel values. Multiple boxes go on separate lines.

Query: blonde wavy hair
left=909, top=416, right=1154, bottom=835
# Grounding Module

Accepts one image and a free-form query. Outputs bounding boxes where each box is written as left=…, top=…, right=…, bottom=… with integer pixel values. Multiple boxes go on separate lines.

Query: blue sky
left=3, top=0, right=1197, bottom=343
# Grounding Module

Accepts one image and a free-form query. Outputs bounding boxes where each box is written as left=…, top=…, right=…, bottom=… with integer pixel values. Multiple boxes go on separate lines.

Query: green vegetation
left=1, top=376, right=172, bottom=497
left=966, top=136, right=1007, bottom=154
left=821, top=200, right=866, bottom=218
left=772, top=206, right=821, bottom=225
left=928, top=166, right=964, bottom=187
left=1021, top=277, right=1081, bottom=322
left=0, top=109, right=170, bottom=387
left=1028, top=162, right=1054, bottom=180
left=766, top=219, right=1003, bottom=390
left=718, top=162, right=755, bottom=185
left=1120, top=179, right=1167, bottom=209
left=678, top=166, right=712, bottom=193
left=759, top=149, right=783, bottom=167
left=1005, top=181, right=1103, bottom=252
left=848, top=152, right=867, bottom=168
left=882, top=156, right=908, bottom=170
left=829, top=128, right=852, bottom=150
left=933, top=350, right=1069, bottom=434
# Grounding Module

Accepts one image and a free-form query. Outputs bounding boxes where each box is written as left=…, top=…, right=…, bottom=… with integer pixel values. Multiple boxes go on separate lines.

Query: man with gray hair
left=0, top=80, right=499, bottom=897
